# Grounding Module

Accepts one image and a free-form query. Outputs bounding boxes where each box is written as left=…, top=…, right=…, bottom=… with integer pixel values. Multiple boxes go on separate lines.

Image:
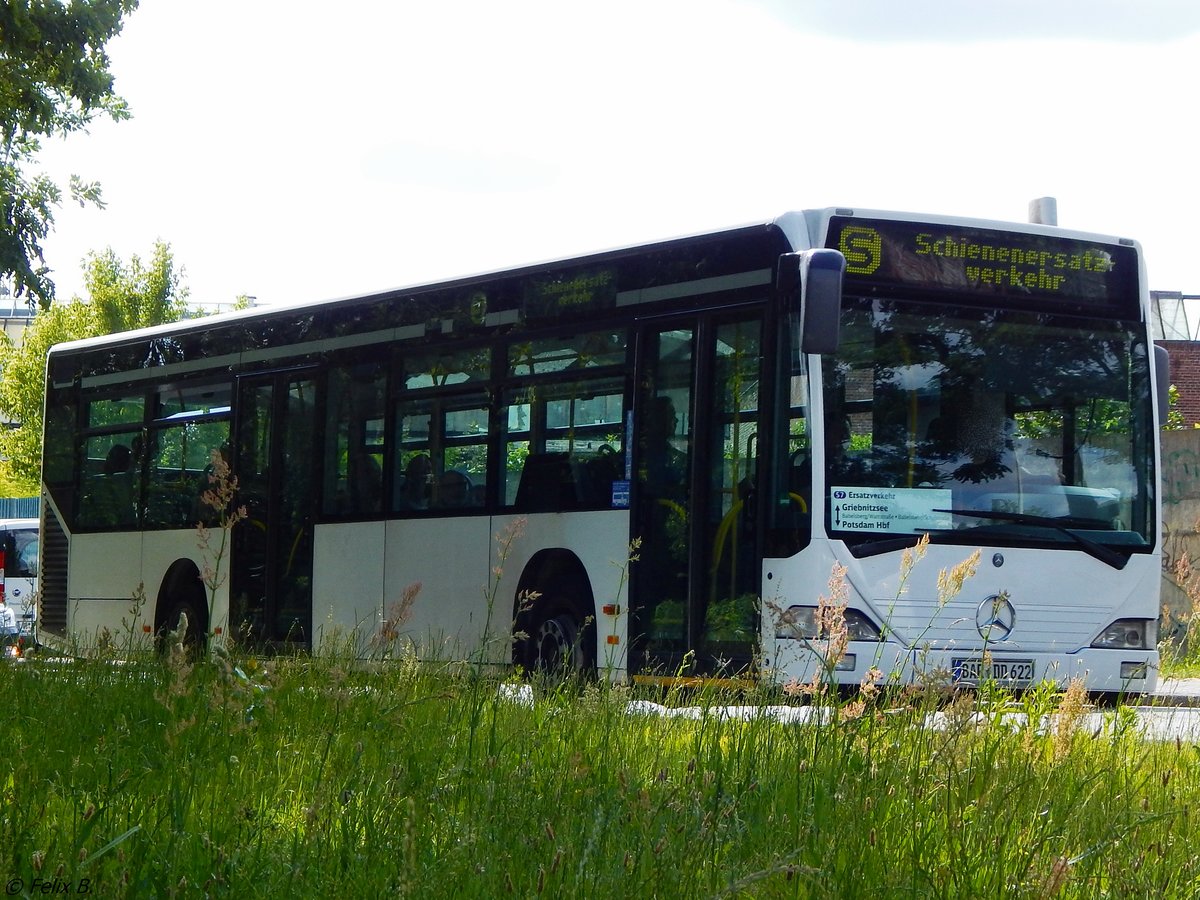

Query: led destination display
left=827, top=216, right=1139, bottom=314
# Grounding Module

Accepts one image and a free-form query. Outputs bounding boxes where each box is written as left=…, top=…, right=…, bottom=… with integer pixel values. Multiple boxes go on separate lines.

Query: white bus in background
left=0, top=518, right=39, bottom=653
left=37, top=208, right=1165, bottom=693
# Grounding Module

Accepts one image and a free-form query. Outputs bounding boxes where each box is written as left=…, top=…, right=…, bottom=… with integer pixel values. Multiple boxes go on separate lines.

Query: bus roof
left=46, top=207, right=1142, bottom=360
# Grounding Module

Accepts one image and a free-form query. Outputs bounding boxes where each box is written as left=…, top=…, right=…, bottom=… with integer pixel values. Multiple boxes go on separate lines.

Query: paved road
left=617, top=679, right=1200, bottom=743
left=1151, top=677, right=1200, bottom=705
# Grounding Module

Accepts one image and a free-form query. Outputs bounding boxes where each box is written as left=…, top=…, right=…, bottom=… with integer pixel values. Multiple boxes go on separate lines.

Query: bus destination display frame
left=827, top=216, right=1140, bottom=317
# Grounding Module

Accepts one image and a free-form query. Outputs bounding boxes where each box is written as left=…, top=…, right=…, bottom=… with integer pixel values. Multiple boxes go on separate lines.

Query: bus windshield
left=822, top=297, right=1155, bottom=555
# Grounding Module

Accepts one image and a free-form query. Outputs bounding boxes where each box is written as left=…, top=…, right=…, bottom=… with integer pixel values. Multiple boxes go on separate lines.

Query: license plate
left=952, top=657, right=1035, bottom=685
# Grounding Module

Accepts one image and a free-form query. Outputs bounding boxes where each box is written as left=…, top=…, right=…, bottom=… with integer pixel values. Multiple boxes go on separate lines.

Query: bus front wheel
left=530, top=607, right=587, bottom=675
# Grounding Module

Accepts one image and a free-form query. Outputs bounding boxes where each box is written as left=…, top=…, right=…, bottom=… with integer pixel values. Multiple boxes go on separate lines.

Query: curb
left=1147, top=679, right=1200, bottom=707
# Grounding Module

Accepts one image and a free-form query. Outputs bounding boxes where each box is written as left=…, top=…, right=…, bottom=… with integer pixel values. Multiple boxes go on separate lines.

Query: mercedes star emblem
left=976, top=593, right=1016, bottom=642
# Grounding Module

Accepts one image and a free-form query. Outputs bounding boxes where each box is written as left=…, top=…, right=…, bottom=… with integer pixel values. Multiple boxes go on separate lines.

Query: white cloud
left=746, top=0, right=1200, bottom=42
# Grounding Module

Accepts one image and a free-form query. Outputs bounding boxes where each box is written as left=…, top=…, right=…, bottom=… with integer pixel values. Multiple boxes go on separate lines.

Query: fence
left=0, top=496, right=37, bottom=520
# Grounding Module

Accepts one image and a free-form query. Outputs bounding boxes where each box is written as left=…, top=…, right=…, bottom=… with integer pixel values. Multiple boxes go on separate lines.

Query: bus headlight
left=776, top=606, right=817, bottom=639
left=1092, top=619, right=1150, bottom=650
left=844, top=610, right=882, bottom=641
left=776, top=606, right=881, bottom=641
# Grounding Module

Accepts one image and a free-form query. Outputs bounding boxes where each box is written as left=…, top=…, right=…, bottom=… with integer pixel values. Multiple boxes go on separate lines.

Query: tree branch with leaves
left=0, top=0, right=140, bottom=308
left=0, top=239, right=186, bottom=489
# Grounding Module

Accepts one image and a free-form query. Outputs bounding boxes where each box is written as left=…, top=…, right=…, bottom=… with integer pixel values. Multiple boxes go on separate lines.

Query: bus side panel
left=383, top=517, right=493, bottom=661
left=491, top=510, right=631, bottom=674
left=67, top=531, right=146, bottom=640
left=312, top=521, right=386, bottom=646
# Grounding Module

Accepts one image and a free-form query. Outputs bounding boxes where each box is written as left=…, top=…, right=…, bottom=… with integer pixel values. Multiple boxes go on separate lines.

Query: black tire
left=158, top=595, right=207, bottom=656
left=530, top=607, right=587, bottom=675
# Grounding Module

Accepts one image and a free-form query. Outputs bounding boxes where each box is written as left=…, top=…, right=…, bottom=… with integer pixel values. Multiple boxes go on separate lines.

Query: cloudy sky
left=33, top=0, right=1200, bottom=308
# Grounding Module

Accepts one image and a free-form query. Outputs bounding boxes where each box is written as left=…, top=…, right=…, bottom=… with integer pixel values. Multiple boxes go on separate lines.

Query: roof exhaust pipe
left=1028, top=196, right=1058, bottom=226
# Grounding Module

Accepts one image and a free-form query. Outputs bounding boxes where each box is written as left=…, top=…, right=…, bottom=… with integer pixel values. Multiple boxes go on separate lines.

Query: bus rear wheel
left=158, top=596, right=206, bottom=656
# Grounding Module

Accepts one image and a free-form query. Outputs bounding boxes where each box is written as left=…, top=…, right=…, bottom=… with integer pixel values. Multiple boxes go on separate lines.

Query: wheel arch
left=512, top=547, right=597, bottom=669
left=153, top=558, right=209, bottom=637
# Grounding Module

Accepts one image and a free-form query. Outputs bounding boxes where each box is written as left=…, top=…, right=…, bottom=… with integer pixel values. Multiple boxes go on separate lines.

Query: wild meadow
left=6, top=471, right=1198, bottom=897
left=3, top=639, right=1200, bottom=898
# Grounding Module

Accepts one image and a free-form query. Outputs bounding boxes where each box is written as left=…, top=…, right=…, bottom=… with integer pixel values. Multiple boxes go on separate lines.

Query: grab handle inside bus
left=778, top=248, right=845, bottom=355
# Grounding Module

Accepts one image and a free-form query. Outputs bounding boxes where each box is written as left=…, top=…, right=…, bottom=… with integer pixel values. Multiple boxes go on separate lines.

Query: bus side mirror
left=778, top=249, right=845, bottom=356
left=1155, top=344, right=1170, bottom=426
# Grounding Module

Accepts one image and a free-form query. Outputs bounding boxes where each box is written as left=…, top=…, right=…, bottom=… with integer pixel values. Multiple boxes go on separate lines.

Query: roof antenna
left=1028, top=197, right=1058, bottom=226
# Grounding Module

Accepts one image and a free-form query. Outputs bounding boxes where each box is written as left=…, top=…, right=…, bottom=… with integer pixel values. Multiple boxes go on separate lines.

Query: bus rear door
left=231, top=371, right=319, bottom=649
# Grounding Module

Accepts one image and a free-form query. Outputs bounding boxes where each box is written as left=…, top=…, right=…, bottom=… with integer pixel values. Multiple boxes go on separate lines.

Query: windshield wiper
left=845, top=534, right=927, bottom=559
left=933, top=508, right=1128, bottom=570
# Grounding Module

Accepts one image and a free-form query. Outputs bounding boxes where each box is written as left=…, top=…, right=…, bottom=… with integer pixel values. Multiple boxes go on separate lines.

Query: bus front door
left=231, top=372, right=318, bottom=650
left=631, top=312, right=765, bottom=679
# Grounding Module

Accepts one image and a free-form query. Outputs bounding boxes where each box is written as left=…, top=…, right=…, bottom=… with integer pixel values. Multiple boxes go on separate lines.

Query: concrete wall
left=1162, top=429, right=1200, bottom=620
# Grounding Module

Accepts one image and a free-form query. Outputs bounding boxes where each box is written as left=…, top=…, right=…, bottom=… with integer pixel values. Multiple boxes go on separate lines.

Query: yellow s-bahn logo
left=838, top=225, right=882, bottom=275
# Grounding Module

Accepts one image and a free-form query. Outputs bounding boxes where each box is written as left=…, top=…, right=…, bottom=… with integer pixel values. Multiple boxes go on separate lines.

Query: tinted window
left=11, top=529, right=37, bottom=577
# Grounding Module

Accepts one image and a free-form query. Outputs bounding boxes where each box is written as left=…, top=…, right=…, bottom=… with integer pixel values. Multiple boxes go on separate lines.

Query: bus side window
left=14, top=532, right=37, bottom=577
left=514, top=452, right=578, bottom=512
left=144, top=419, right=231, bottom=529
left=501, top=330, right=628, bottom=509
left=436, top=402, right=488, bottom=510
left=393, top=398, right=488, bottom=513
left=502, top=393, right=533, bottom=506
left=500, top=369, right=625, bottom=511
left=324, top=362, right=386, bottom=517
left=79, top=438, right=138, bottom=528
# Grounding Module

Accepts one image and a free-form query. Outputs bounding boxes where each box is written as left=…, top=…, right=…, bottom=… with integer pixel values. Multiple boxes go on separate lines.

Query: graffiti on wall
left=1161, top=433, right=1200, bottom=623
left=1163, top=444, right=1200, bottom=507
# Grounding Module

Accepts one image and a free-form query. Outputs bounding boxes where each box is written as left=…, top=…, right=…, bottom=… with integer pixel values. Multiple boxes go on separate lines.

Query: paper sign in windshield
left=830, top=487, right=953, bottom=533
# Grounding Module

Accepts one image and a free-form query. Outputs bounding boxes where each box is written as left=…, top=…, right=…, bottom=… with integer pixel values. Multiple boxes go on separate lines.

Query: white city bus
left=39, top=208, right=1166, bottom=692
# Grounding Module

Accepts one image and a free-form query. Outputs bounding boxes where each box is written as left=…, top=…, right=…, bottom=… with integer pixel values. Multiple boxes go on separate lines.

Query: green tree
left=0, top=0, right=140, bottom=309
left=1164, top=384, right=1188, bottom=430
left=83, top=241, right=187, bottom=332
left=0, top=240, right=186, bottom=488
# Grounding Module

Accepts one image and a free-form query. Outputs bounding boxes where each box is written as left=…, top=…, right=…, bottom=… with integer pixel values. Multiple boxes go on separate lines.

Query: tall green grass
left=3, top=649, right=1198, bottom=897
